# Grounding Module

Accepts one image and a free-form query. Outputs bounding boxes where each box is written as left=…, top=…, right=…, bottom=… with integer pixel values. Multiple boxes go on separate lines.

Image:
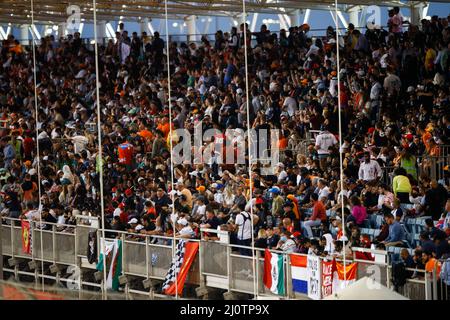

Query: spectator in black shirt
left=266, top=227, right=280, bottom=249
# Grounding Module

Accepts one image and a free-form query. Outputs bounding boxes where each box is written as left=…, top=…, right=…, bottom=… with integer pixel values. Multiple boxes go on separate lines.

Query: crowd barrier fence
left=1, top=217, right=444, bottom=300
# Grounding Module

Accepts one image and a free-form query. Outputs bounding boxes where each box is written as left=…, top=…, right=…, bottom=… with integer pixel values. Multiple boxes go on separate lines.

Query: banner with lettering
left=321, top=260, right=334, bottom=298
left=306, top=254, right=321, bottom=300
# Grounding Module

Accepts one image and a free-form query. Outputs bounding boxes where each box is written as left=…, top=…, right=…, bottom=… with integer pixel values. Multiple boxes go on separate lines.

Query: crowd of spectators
left=0, top=10, right=449, bottom=282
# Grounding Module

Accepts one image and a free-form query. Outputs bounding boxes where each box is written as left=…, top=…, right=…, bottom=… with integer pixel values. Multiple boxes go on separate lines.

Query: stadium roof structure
left=0, top=0, right=448, bottom=25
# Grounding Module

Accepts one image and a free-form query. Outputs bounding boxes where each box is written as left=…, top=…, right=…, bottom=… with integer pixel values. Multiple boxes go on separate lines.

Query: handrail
left=2, top=215, right=443, bottom=299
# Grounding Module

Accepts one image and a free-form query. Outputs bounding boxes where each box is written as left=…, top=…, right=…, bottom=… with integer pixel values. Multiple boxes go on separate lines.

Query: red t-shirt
left=311, top=200, right=327, bottom=222
left=23, top=137, right=34, bottom=156
left=118, top=142, right=134, bottom=165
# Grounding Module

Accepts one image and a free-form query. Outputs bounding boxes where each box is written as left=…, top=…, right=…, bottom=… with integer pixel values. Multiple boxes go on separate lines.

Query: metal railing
left=0, top=216, right=444, bottom=300
left=382, top=154, right=449, bottom=186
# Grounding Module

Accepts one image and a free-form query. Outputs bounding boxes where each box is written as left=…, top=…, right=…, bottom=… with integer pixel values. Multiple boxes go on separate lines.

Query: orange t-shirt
left=422, top=131, right=432, bottom=152
left=279, top=137, right=288, bottom=149
left=425, top=258, right=441, bottom=276
left=157, top=122, right=171, bottom=138
left=23, top=182, right=37, bottom=202
left=138, top=129, right=153, bottom=140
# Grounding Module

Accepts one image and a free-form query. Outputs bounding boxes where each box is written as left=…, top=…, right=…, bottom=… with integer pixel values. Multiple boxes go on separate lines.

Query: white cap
left=209, top=86, right=217, bottom=92
left=43, top=156, right=49, bottom=161
left=129, top=218, right=138, bottom=224
left=176, top=97, right=184, bottom=103
left=277, top=162, right=284, bottom=168
left=187, top=87, right=194, bottom=91
left=138, top=177, right=145, bottom=183
left=135, top=224, right=144, bottom=231
left=28, top=169, right=36, bottom=176
left=407, top=86, right=415, bottom=93
left=236, top=88, right=243, bottom=95
left=177, top=218, right=188, bottom=226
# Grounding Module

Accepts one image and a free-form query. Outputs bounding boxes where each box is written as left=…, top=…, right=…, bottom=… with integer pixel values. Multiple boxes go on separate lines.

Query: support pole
left=20, top=24, right=29, bottom=45
left=410, top=2, right=427, bottom=26
left=186, top=15, right=197, bottom=42
left=96, top=21, right=106, bottom=45
left=57, top=23, right=67, bottom=39
left=288, top=9, right=300, bottom=27
left=348, top=6, right=360, bottom=28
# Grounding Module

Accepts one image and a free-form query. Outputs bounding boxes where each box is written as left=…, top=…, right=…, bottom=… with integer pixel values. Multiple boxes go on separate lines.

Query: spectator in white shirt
left=316, top=179, right=330, bottom=199
left=176, top=218, right=195, bottom=239
left=315, top=125, right=338, bottom=170
left=281, top=92, right=298, bottom=117
left=358, top=151, right=382, bottom=182
left=276, top=162, right=288, bottom=183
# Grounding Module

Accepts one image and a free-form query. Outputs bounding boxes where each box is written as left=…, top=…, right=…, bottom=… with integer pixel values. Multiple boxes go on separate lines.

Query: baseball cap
left=196, top=186, right=206, bottom=192
left=129, top=218, right=138, bottom=224
left=135, top=224, right=144, bottom=231
left=138, top=177, right=145, bottom=183
left=269, top=186, right=281, bottom=194
left=178, top=218, right=188, bottom=226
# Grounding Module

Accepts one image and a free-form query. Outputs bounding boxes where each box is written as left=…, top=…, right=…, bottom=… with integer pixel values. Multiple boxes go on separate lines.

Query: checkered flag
left=161, top=240, right=186, bottom=292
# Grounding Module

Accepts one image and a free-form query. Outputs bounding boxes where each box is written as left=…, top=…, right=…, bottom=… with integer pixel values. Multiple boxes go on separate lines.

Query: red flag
left=321, top=260, right=334, bottom=298
left=164, top=242, right=199, bottom=296
left=21, top=220, right=31, bottom=254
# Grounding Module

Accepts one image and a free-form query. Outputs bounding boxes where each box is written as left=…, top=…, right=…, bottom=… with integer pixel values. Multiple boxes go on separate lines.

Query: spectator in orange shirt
left=418, top=122, right=432, bottom=153
left=428, top=138, right=440, bottom=156
left=157, top=115, right=172, bottom=138
left=21, top=173, right=38, bottom=204
left=9, top=40, right=23, bottom=55
left=423, top=250, right=441, bottom=276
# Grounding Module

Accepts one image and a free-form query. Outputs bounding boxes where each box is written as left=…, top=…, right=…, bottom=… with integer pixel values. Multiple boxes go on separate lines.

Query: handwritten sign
left=307, top=254, right=321, bottom=300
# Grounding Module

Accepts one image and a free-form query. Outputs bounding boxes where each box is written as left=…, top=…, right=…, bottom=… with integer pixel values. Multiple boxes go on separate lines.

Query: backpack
left=238, top=212, right=250, bottom=240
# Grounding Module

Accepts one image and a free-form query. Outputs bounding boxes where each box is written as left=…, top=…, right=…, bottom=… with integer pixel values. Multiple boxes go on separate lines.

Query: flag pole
left=92, top=0, right=108, bottom=300
left=241, top=0, right=258, bottom=299
left=164, top=0, right=178, bottom=300
left=334, top=0, right=347, bottom=284
left=30, top=0, right=45, bottom=292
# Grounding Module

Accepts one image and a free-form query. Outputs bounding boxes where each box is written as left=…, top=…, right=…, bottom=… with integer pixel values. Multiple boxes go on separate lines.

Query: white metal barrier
left=0, top=217, right=443, bottom=300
